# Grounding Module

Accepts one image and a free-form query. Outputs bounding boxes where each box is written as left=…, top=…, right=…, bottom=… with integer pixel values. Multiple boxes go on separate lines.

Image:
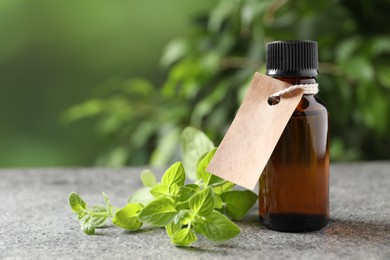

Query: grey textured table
left=1, top=163, right=389, bottom=259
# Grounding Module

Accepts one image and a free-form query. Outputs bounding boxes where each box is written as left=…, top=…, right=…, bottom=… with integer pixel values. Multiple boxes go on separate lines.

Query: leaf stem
left=86, top=211, right=110, bottom=217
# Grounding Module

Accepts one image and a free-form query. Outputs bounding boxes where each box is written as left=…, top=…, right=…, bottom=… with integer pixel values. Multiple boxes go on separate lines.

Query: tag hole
left=268, top=96, right=281, bottom=106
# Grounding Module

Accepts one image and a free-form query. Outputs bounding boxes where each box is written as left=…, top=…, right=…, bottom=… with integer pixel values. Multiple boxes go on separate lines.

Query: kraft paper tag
left=206, top=72, right=303, bottom=190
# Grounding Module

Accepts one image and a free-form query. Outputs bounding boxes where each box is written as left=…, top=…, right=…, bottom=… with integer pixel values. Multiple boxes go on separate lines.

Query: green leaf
left=161, top=162, right=185, bottom=187
left=189, top=187, right=214, bottom=216
left=69, top=192, right=87, bottom=219
left=79, top=215, right=96, bottom=235
left=171, top=227, right=197, bottom=246
left=150, top=183, right=170, bottom=198
left=212, top=181, right=235, bottom=194
left=165, top=222, right=181, bottom=238
left=102, top=192, right=114, bottom=217
left=140, top=169, right=157, bottom=188
left=195, top=211, right=240, bottom=242
left=221, top=190, right=258, bottom=220
left=197, top=148, right=224, bottom=186
left=112, top=203, right=143, bottom=231
left=89, top=205, right=109, bottom=227
left=102, top=192, right=110, bottom=205
left=69, top=192, right=87, bottom=213
left=138, top=198, right=177, bottom=226
left=175, top=185, right=198, bottom=203
left=196, top=150, right=213, bottom=183
left=128, top=187, right=155, bottom=204
left=180, top=127, right=215, bottom=180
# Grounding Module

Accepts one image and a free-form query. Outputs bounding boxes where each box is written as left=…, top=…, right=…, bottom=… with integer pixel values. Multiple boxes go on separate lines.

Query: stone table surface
left=1, top=162, right=389, bottom=259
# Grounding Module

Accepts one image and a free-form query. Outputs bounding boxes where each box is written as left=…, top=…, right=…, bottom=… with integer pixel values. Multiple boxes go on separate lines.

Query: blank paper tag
left=207, top=73, right=303, bottom=190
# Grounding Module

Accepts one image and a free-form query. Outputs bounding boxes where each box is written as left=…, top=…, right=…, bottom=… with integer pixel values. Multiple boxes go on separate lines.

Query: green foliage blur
left=62, top=0, right=390, bottom=167
left=0, top=0, right=214, bottom=167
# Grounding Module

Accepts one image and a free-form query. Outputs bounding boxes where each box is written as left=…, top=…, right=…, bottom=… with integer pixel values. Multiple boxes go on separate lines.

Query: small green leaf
left=166, top=222, right=181, bottom=238
left=175, top=184, right=200, bottom=209
left=189, top=187, right=214, bottom=216
left=175, top=185, right=198, bottom=203
left=212, top=180, right=235, bottom=194
left=195, top=211, right=240, bottom=242
left=102, top=192, right=110, bottom=205
left=141, top=170, right=157, bottom=188
left=196, top=149, right=224, bottom=186
left=102, top=192, right=114, bottom=217
left=112, top=203, right=143, bottom=231
left=138, top=198, right=177, bottom=226
left=89, top=205, right=109, bottom=227
left=196, top=149, right=215, bottom=183
left=82, top=225, right=95, bottom=235
left=171, top=227, right=197, bottom=246
left=69, top=192, right=87, bottom=216
left=180, top=127, right=215, bottom=180
left=79, top=215, right=96, bottom=235
left=150, top=183, right=170, bottom=198
left=162, top=162, right=185, bottom=187
left=128, top=187, right=155, bottom=204
left=221, top=190, right=258, bottom=220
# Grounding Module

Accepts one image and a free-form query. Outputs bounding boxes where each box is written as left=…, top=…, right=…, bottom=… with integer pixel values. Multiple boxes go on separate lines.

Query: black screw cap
left=266, top=40, right=318, bottom=77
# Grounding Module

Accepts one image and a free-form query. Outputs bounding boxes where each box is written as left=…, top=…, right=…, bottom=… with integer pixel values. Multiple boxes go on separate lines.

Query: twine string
left=270, top=83, right=319, bottom=98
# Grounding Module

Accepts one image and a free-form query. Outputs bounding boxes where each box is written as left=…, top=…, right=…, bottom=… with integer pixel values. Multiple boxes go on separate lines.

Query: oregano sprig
left=69, top=192, right=116, bottom=235
left=68, top=127, right=257, bottom=246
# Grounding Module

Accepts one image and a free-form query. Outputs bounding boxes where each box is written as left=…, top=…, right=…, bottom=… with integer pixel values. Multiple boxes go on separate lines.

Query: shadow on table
left=242, top=211, right=390, bottom=244
left=178, top=216, right=390, bottom=252
left=324, top=218, right=390, bottom=243
left=122, top=226, right=162, bottom=235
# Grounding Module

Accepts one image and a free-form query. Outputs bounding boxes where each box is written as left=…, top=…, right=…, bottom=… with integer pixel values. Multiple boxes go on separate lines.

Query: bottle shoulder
left=271, top=76, right=328, bottom=117
left=292, top=95, right=328, bottom=117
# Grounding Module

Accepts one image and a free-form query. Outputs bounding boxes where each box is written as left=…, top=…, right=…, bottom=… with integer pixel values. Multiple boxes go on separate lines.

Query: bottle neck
left=270, top=76, right=317, bottom=85
left=269, top=76, right=317, bottom=95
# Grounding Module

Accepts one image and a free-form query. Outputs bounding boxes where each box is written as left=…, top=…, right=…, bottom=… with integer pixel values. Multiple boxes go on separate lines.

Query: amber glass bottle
left=259, top=41, right=329, bottom=232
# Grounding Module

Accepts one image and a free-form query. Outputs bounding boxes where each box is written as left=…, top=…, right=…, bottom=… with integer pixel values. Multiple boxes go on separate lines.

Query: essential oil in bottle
left=259, top=40, right=330, bottom=232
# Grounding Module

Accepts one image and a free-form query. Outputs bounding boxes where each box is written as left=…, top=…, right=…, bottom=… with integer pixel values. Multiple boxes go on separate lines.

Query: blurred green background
left=1, top=0, right=389, bottom=168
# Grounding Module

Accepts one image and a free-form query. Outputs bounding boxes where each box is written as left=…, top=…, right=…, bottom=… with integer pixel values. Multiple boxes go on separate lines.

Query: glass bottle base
left=260, top=213, right=329, bottom=232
